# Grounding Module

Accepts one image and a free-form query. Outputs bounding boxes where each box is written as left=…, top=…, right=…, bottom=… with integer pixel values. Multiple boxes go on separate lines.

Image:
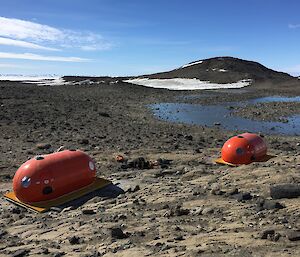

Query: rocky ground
left=0, top=79, right=300, bottom=257
left=231, top=102, right=300, bottom=122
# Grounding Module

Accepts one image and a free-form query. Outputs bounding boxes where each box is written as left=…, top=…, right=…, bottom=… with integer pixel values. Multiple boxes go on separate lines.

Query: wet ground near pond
left=151, top=96, right=300, bottom=136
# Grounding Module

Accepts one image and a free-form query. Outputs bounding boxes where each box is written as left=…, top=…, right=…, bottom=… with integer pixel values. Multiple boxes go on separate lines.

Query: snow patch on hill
left=181, top=60, right=203, bottom=68
left=124, top=78, right=252, bottom=90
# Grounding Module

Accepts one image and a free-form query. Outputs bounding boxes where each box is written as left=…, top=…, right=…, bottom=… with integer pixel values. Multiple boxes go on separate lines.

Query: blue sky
left=0, top=0, right=300, bottom=76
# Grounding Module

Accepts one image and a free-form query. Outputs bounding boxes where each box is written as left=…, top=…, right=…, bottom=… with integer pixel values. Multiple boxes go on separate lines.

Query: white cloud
left=0, top=17, right=63, bottom=41
left=0, top=37, right=60, bottom=51
left=0, top=52, right=90, bottom=62
left=80, top=43, right=112, bottom=51
left=0, top=16, right=112, bottom=51
left=288, top=24, right=300, bottom=29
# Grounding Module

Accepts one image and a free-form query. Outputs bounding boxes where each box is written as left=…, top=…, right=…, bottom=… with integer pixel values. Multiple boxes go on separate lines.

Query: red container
left=221, top=133, right=267, bottom=165
left=13, top=150, right=96, bottom=204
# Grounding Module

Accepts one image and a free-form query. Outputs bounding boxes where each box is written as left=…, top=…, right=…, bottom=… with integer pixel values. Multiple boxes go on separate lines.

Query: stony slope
left=144, top=57, right=295, bottom=84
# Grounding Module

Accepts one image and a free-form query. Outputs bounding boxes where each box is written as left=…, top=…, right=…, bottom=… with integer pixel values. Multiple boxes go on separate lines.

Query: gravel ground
left=0, top=79, right=299, bottom=257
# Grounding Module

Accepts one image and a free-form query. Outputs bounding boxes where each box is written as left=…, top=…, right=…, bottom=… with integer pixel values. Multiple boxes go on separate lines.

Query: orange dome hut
left=4, top=150, right=111, bottom=212
left=215, top=133, right=267, bottom=166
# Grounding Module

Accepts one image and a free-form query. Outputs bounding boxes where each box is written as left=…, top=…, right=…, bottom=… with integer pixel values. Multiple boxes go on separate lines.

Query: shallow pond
left=151, top=96, right=300, bottom=135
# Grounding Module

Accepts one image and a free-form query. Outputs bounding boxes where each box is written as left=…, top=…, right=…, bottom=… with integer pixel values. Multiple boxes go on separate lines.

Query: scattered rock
left=82, top=209, right=96, bottom=215
left=161, top=244, right=172, bottom=251
left=211, top=189, right=224, bottom=195
left=114, top=214, right=127, bottom=221
left=261, top=230, right=281, bottom=242
left=225, top=187, right=239, bottom=196
left=184, top=135, right=193, bottom=141
left=287, top=231, right=300, bottom=241
left=69, top=236, right=83, bottom=245
left=125, top=157, right=152, bottom=169
left=234, top=192, right=252, bottom=201
left=0, top=173, right=12, bottom=181
left=256, top=199, right=285, bottom=211
left=162, top=204, right=169, bottom=209
left=111, top=227, right=128, bottom=239
left=270, top=184, right=300, bottom=199
left=151, top=158, right=170, bottom=169
left=210, top=183, right=220, bottom=194
left=40, top=248, right=49, bottom=254
left=135, top=231, right=145, bottom=237
left=260, top=229, right=275, bottom=239
left=279, top=217, right=289, bottom=224
left=99, top=112, right=110, bottom=117
left=273, top=233, right=281, bottom=242
left=172, top=205, right=190, bottom=216
left=12, top=207, right=21, bottom=214
left=0, top=229, right=7, bottom=239
left=36, top=143, right=51, bottom=150
left=132, top=199, right=139, bottom=205
left=127, top=185, right=140, bottom=193
left=164, top=204, right=190, bottom=217
left=262, top=200, right=285, bottom=210
left=78, top=138, right=89, bottom=145
left=202, top=207, right=214, bottom=215
left=192, top=207, right=203, bottom=215
left=12, top=249, right=29, bottom=257
left=174, top=226, right=182, bottom=231
left=156, top=158, right=171, bottom=166
left=194, top=148, right=202, bottom=153
left=192, top=187, right=206, bottom=196
left=52, top=252, right=65, bottom=257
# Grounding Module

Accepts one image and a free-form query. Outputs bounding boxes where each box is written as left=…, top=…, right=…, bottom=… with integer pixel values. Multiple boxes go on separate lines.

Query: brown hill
left=144, top=57, right=294, bottom=84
